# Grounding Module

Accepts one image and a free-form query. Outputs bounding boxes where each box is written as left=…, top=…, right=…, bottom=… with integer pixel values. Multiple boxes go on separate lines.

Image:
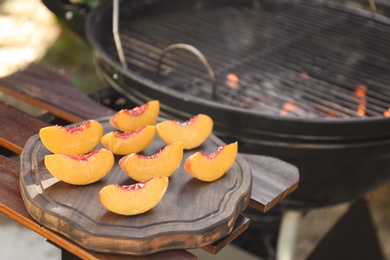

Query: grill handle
left=156, top=43, right=217, bottom=100
left=111, top=1, right=217, bottom=99
left=113, top=0, right=127, bottom=69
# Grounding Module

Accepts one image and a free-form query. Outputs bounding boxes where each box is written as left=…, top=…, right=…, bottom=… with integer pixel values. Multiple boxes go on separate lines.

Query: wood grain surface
left=20, top=118, right=252, bottom=256
left=0, top=155, right=196, bottom=260
left=0, top=102, right=49, bottom=154
left=0, top=65, right=115, bottom=122
left=242, top=153, right=299, bottom=212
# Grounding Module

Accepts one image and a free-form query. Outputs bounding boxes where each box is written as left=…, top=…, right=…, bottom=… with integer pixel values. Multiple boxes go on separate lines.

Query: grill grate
left=99, top=0, right=390, bottom=118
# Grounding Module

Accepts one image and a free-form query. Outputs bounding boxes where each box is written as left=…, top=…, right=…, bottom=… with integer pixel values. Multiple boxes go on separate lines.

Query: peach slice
left=44, top=148, right=114, bottom=185
left=109, top=100, right=160, bottom=132
left=101, top=125, right=156, bottom=155
left=184, top=142, right=238, bottom=182
left=119, top=142, right=183, bottom=182
left=39, top=120, right=103, bottom=155
left=156, top=114, right=213, bottom=149
left=99, top=176, right=169, bottom=216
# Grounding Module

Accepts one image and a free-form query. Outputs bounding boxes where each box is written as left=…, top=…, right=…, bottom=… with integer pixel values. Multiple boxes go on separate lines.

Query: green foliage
left=40, top=20, right=105, bottom=95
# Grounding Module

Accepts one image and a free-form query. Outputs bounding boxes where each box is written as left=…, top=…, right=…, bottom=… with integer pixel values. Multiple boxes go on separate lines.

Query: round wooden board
left=20, top=117, right=252, bottom=255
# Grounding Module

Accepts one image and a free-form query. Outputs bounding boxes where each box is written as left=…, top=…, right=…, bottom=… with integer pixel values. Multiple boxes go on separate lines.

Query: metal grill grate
left=99, top=0, right=390, bottom=118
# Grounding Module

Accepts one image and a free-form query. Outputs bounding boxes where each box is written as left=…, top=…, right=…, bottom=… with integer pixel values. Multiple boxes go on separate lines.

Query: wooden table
left=0, top=65, right=299, bottom=259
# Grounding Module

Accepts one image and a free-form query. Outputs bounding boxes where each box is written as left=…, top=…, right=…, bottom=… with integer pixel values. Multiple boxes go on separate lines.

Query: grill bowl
left=87, top=0, right=390, bottom=208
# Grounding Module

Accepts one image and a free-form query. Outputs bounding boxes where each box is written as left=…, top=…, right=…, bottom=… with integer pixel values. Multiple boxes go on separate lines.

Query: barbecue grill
left=80, top=0, right=390, bottom=207
left=41, top=0, right=390, bottom=257
left=43, top=0, right=390, bottom=207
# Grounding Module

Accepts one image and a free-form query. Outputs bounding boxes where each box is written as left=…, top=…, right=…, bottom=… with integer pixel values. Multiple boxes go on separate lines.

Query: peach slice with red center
left=110, top=100, right=160, bottom=132
left=156, top=114, right=213, bottom=149
left=39, top=120, right=104, bottom=155
left=44, top=148, right=114, bottom=185
left=119, top=142, right=183, bottom=182
left=184, top=142, right=238, bottom=182
left=101, top=125, right=156, bottom=155
left=99, top=176, right=169, bottom=216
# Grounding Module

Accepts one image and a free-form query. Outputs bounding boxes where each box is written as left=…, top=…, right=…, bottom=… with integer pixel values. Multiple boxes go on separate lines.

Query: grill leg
left=307, top=198, right=384, bottom=260
left=276, top=211, right=303, bottom=260
left=276, top=198, right=384, bottom=260
left=61, top=250, right=81, bottom=260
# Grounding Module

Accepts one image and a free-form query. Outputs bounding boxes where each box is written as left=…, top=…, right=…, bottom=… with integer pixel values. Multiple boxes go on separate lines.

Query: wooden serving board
left=20, top=117, right=252, bottom=256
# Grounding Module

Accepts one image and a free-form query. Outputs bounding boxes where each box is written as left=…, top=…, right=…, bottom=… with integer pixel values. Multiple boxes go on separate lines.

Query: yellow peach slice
left=101, top=125, right=156, bottom=155
left=109, top=100, right=160, bottom=132
left=156, top=114, right=213, bottom=149
left=119, top=142, right=183, bottom=182
left=184, top=142, right=238, bottom=182
left=39, top=120, right=103, bottom=155
left=99, top=176, right=169, bottom=216
left=44, top=148, right=114, bottom=185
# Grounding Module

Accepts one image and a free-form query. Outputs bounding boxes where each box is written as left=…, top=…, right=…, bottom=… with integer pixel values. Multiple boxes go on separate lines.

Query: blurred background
left=0, top=1, right=259, bottom=259
left=0, top=2, right=100, bottom=258
left=1, top=0, right=390, bottom=259
left=0, top=0, right=103, bottom=94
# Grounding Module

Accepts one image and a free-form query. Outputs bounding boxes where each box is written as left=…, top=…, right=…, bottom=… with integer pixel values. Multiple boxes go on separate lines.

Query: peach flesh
left=67, top=150, right=99, bottom=160
left=110, top=100, right=160, bottom=132
left=39, top=119, right=103, bottom=155
left=99, top=176, right=169, bottom=216
left=44, top=148, right=114, bottom=185
left=101, top=125, right=156, bottom=155
left=156, top=114, right=213, bottom=149
left=63, top=121, right=90, bottom=133
left=119, top=142, right=183, bottom=182
left=184, top=142, right=238, bottom=182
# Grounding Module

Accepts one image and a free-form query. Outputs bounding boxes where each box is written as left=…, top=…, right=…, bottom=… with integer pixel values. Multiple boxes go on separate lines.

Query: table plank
left=242, top=153, right=299, bottom=212
left=0, top=102, right=49, bottom=154
left=0, top=155, right=196, bottom=260
left=0, top=65, right=115, bottom=123
left=202, top=214, right=250, bottom=254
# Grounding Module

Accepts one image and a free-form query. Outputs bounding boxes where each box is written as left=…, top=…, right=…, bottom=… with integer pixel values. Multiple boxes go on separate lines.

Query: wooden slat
left=242, top=153, right=300, bottom=212
left=0, top=155, right=196, bottom=260
left=0, top=102, right=49, bottom=154
left=202, top=214, right=250, bottom=254
left=0, top=65, right=115, bottom=123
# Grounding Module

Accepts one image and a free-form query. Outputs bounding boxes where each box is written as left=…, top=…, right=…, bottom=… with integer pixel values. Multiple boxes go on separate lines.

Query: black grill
left=84, top=0, right=390, bottom=208
left=95, top=1, right=390, bottom=118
